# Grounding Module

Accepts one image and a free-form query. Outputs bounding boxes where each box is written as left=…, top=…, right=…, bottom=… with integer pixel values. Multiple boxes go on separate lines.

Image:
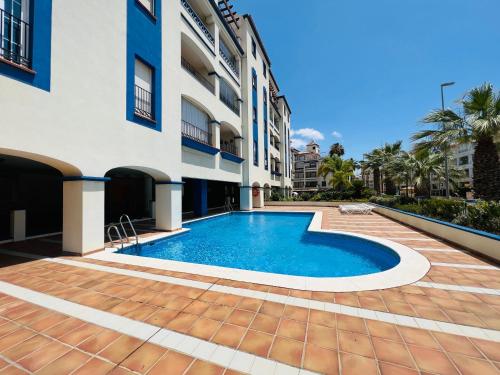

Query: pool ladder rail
left=106, top=214, right=139, bottom=249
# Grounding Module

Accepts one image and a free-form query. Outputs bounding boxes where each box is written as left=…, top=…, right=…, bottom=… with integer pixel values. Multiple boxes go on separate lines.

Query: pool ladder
left=106, top=214, right=139, bottom=249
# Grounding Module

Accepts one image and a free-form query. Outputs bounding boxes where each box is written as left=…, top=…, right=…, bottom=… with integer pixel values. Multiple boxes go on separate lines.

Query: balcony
left=0, top=8, right=31, bottom=68
left=181, top=57, right=214, bottom=94
left=134, top=85, right=153, bottom=120
left=219, top=39, right=239, bottom=78
left=180, top=0, right=215, bottom=46
left=221, top=141, right=237, bottom=156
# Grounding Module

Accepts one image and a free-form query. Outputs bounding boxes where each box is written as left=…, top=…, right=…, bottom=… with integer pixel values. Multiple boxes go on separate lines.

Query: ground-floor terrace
left=0, top=206, right=498, bottom=374
left=1, top=153, right=279, bottom=255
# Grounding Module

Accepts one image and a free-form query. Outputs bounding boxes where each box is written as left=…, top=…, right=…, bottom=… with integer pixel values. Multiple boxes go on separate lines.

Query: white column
left=155, top=183, right=182, bottom=231
left=213, top=122, right=220, bottom=149
left=240, top=187, right=252, bottom=211
left=63, top=180, right=105, bottom=255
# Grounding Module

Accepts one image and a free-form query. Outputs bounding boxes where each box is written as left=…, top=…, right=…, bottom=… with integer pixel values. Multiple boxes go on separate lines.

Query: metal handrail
left=182, top=120, right=212, bottom=145
left=107, top=225, right=124, bottom=249
left=119, top=214, right=139, bottom=245
left=134, top=85, right=153, bottom=119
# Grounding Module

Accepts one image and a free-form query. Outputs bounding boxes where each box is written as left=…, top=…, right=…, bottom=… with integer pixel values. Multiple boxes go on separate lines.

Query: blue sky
left=236, top=0, right=500, bottom=160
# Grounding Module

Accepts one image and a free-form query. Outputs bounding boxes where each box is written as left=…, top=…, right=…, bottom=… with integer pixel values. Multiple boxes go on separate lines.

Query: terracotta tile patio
left=0, top=206, right=499, bottom=374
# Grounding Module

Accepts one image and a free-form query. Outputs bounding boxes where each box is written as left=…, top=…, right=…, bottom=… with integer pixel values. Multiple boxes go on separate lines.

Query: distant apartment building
left=291, top=141, right=328, bottom=192
left=0, top=0, right=292, bottom=254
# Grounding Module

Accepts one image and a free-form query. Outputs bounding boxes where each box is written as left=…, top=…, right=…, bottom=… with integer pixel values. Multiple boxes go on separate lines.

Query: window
left=134, top=58, right=154, bottom=119
left=252, top=107, right=257, bottom=123
left=252, top=72, right=257, bottom=89
left=0, top=0, right=31, bottom=67
left=251, top=38, right=256, bottom=58
left=253, top=141, right=258, bottom=165
left=137, top=0, right=154, bottom=15
left=464, top=168, right=470, bottom=177
left=263, top=61, right=267, bottom=78
left=459, top=156, right=469, bottom=165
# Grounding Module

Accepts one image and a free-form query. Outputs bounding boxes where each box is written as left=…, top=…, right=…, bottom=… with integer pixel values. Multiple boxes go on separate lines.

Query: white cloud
left=290, top=128, right=324, bottom=141
left=331, top=131, right=342, bottom=139
left=290, top=138, right=308, bottom=149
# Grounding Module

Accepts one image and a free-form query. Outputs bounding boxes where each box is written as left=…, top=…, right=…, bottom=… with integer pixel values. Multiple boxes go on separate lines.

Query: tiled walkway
left=0, top=206, right=499, bottom=374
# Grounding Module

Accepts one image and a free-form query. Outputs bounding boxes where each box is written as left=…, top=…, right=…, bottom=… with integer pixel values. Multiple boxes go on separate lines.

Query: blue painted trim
left=220, top=151, right=244, bottom=164
left=126, top=0, right=162, bottom=131
left=193, top=179, right=208, bottom=217
left=182, top=136, right=220, bottom=155
left=63, top=176, right=111, bottom=182
left=155, top=181, right=185, bottom=185
left=0, top=0, right=52, bottom=91
left=373, top=204, right=500, bottom=241
left=252, top=68, right=258, bottom=166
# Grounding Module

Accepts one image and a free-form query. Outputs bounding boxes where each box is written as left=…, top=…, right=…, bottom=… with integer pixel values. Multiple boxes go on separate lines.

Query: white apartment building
left=0, top=0, right=292, bottom=255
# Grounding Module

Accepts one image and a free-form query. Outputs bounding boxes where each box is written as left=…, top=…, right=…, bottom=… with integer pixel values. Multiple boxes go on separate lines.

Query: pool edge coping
left=87, top=210, right=431, bottom=292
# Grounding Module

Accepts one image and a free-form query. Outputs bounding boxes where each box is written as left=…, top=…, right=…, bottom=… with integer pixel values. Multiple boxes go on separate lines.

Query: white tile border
left=0, top=280, right=313, bottom=375
left=431, top=262, right=499, bottom=270
left=85, top=210, right=431, bottom=292
left=414, top=281, right=500, bottom=296
left=1, top=250, right=499, bottom=343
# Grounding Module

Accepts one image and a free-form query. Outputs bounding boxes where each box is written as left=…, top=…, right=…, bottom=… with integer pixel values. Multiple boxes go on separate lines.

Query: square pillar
left=239, top=187, right=252, bottom=211
left=193, top=179, right=208, bottom=217
left=156, top=183, right=182, bottom=231
left=10, top=210, right=26, bottom=242
left=63, top=179, right=105, bottom=255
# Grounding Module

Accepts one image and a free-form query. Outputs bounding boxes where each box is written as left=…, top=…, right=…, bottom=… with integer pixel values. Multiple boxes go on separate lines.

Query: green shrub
left=453, top=201, right=500, bottom=234
left=419, top=199, right=465, bottom=222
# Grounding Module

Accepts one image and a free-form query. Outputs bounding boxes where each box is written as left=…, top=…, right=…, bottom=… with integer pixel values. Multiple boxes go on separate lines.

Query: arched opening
left=181, top=96, right=216, bottom=147
left=220, top=121, right=241, bottom=157
left=104, top=167, right=159, bottom=224
left=181, top=32, right=216, bottom=94
left=0, top=154, right=63, bottom=242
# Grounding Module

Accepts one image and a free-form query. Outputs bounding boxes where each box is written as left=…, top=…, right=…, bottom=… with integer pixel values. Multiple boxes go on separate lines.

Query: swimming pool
left=118, top=212, right=400, bottom=277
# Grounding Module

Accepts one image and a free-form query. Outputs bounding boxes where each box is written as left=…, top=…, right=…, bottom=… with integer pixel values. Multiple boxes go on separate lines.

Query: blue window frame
left=0, top=0, right=52, bottom=91
left=252, top=68, right=258, bottom=166
left=126, top=0, right=162, bottom=131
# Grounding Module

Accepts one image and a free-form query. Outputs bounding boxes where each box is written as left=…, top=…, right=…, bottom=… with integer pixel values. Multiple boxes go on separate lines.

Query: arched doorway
left=263, top=183, right=271, bottom=201
left=0, top=154, right=63, bottom=241
left=104, top=168, right=155, bottom=224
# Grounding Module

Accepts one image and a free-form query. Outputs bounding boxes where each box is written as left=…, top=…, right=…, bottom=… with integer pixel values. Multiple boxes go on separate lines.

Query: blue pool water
left=119, top=212, right=400, bottom=277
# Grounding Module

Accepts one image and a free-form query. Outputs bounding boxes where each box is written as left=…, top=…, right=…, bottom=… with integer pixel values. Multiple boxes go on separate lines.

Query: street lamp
left=440, top=81, right=455, bottom=198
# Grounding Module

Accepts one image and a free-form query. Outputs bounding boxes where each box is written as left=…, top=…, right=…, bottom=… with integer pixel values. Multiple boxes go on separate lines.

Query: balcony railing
left=182, top=120, right=211, bottom=145
left=0, top=8, right=31, bottom=68
left=181, top=57, right=215, bottom=94
left=134, top=85, right=153, bottom=119
left=219, top=47, right=239, bottom=78
left=180, top=0, right=214, bottom=46
left=221, top=141, right=238, bottom=156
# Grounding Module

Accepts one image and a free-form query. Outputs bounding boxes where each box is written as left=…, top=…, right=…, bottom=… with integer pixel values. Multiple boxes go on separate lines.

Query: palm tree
left=329, top=143, right=345, bottom=157
left=413, top=83, right=500, bottom=200
left=378, top=141, right=403, bottom=194
left=361, top=149, right=383, bottom=194
left=387, top=151, right=417, bottom=196
left=318, top=155, right=355, bottom=191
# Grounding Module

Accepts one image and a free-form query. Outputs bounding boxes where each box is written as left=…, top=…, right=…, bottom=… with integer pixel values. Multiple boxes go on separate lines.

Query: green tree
left=318, top=155, right=355, bottom=191
left=413, top=83, right=500, bottom=200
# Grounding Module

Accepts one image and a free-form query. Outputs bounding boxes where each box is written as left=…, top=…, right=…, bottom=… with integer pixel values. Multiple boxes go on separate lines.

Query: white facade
left=0, top=0, right=293, bottom=254
left=292, top=141, right=328, bottom=192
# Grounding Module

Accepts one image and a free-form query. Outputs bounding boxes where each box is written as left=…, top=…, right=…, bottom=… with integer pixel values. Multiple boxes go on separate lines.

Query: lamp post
left=440, top=81, right=455, bottom=198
